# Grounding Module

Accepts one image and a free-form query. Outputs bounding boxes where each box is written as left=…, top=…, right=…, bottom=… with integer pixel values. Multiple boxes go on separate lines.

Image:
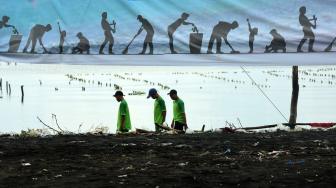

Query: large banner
left=0, top=0, right=335, bottom=65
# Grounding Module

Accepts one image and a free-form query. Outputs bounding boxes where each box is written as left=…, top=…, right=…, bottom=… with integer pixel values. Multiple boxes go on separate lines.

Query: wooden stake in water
left=6, top=81, right=8, bottom=95
left=8, top=83, right=11, bottom=96
left=21, top=85, right=24, bottom=103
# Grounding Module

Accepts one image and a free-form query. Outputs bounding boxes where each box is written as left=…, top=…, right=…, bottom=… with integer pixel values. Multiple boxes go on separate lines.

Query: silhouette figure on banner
left=207, top=21, right=239, bottom=54
left=297, top=6, right=317, bottom=52
left=168, top=12, right=195, bottom=54
left=57, top=22, right=66, bottom=54
left=23, top=24, right=52, bottom=53
left=72, top=32, right=90, bottom=54
left=0, top=16, right=16, bottom=31
left=99, top=12, right=116, bottom=54
left=246, top=18, right=258, bottom=53
left=265, top=29, right=286, bottom=53
left=136, top=15, right=154, bottom=54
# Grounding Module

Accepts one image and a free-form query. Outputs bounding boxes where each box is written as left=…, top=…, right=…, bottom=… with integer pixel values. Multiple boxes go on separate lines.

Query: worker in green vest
left=168, top=89, right=187, bottom=131
left=147, top=88, right=166, bottom=132
left=114, top=91, right=132, bottom=133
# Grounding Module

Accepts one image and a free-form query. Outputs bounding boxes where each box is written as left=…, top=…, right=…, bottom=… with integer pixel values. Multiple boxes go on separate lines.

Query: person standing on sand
left=168, top=89, right=187, bottom=131
left=147, top=88, right=166, bottom=132
left=114, top=91, right=132, bottom=133
left=168, top=12, right=195, bottom=54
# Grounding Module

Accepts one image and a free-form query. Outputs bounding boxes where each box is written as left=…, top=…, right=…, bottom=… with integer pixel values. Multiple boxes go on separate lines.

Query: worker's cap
left=270, top=29, right=277, bottom=34
left=167, top=89, right=177, bottom=95
left=137, top=15, right=143, bottom=20
left=147, top=88, right=157, bottom=98
left=2, top=16, right=9, bottom=21
left=113, top=90, right=125, bottom=97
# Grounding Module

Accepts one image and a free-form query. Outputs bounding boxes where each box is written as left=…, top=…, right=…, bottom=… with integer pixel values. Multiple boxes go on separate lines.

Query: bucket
left=8, top=34, right=22, bottom=53
left=189, top=33, right=203, bottom=54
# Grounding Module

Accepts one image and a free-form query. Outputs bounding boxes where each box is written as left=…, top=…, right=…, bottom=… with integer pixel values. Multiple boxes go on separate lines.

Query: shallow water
left=0, top=62, right=335, bottom=133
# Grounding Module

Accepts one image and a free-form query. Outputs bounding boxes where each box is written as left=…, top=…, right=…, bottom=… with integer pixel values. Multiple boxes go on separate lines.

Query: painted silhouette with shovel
left=23, top=24, right=52, bottom=54
left=207, top=21, right=239, bottom=54
left=168, top=12, right=195, bottom=54
left=125, top=15, right=154, bottom=55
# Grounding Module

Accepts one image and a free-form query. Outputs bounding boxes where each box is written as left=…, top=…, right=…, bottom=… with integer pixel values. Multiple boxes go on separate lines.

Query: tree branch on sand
left=37, top=116, right=62, bottom=134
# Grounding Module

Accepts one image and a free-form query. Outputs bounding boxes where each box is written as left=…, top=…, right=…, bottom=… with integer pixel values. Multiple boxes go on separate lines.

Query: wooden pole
left=6, top=81, right=8, bottom=94
left=21, top=85, right=24, bottom=103
left=8, top=83, right=11, bottom=96
left=0, top=78, right=2, bottom=91
left=289, top=66, right=299, bottom=129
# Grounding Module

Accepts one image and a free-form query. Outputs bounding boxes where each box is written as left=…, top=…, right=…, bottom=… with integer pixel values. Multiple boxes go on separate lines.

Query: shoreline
left=0, top=130, right=335, bottom=187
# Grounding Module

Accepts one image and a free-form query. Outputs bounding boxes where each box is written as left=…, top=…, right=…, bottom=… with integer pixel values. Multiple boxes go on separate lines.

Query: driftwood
left=135, top=128, right=155, bottom=134
left=156, top=124, right=185, bottom=134
left=52, top=114, right=64, bottom=132
left=37, top=116, right=62, bottom=134
left=242, top=124, right=278, bottom=130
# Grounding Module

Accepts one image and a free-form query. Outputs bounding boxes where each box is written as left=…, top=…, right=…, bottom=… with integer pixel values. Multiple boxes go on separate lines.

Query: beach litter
left=21, top=162, right=31, bottom=167
left=287, top=159, right=305, bottom=165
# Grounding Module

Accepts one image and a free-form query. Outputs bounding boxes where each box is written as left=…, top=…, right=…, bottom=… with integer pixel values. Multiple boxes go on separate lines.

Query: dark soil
left=0, top=130, right=336, bottom=188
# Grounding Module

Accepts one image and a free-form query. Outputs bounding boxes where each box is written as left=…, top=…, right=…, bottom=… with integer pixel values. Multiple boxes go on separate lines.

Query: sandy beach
left=0, top=130, right=335, bottom=187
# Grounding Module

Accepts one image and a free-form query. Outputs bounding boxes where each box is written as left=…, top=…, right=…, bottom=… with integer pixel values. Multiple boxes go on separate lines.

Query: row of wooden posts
left=1, top=66, right=300, bottom=127
left=0, top=78, right=24, bottom=103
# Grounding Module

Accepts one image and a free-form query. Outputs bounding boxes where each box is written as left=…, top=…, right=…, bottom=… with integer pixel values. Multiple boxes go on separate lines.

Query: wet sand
left=0, top=130, right=335, bottom=187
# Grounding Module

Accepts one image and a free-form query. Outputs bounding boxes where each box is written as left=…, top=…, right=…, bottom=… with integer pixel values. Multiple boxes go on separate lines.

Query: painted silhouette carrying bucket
left=189, top=26, right=203, bottom=54
left=8, top=28, right=22, bottom=53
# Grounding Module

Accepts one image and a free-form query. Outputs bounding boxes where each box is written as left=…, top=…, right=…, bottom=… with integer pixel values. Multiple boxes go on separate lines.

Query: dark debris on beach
left=0, top=130, right=335, bottom=187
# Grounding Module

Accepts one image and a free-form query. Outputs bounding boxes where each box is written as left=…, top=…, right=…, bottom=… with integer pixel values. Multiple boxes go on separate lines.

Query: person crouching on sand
left=114, top=91, right=132, bottom=133
left=168, top=89, right=187, bottom=131
left=147, top=88, right=166, bottom=132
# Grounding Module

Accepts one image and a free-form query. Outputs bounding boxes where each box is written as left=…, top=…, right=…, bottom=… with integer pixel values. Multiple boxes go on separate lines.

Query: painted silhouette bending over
left=137, top=15, right=154, bottom=54
left=168, top=12, right=195, bottom=54
left=207, top=21, right=239, bottom=54
left=57, top=22, right=66, bottom=54
left=297, top=6, right=317, bottom=52
left=23, top=24, right=52, bottom=53
left=265, top=29, right=286, bottom=53
left=72, top=32, right=90, bottom=54
left=99, top=12, right=116, bottom=54
left=247, top=18, right=258, bottom=53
